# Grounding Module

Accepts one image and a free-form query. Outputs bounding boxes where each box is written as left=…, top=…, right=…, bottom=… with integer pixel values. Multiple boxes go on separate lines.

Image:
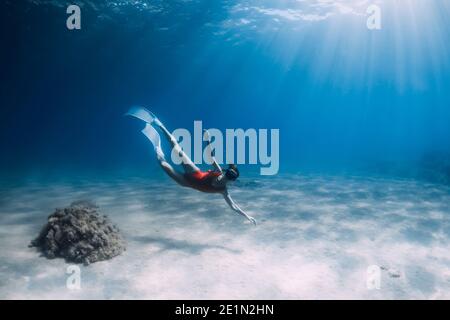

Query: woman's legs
left=126, top=106, right=199, bottom=174
left=141, top=124, right=188, bottom=186
left=153, top=118, right=200, bottom=174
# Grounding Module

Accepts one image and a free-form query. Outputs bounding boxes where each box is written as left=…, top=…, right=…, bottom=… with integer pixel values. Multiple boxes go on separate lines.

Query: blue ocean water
left=2, top=0, right=450, bottom=180
left=1, top=1, right=450, bottom=299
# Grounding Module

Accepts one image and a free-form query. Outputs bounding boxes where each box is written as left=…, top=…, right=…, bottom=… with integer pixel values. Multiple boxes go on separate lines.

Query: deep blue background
left=1, top=1, right=449, bottom=181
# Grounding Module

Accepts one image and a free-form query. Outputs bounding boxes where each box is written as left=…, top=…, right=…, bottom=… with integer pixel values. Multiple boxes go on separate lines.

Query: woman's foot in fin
left=126, top=106, right=159, bottom=125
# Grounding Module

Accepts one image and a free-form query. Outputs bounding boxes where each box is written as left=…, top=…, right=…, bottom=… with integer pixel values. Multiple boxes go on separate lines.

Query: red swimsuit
left=184, top=170, right=225, bottom=193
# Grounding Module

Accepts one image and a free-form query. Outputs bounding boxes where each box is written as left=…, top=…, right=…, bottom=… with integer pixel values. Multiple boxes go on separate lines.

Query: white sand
left=1, top=174, right=449, bottom=299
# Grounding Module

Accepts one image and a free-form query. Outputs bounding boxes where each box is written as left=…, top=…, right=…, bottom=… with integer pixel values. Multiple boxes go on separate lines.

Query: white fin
left=141, top=123, right=161, bottom=150
left=125, top=106, right=157, bottom=124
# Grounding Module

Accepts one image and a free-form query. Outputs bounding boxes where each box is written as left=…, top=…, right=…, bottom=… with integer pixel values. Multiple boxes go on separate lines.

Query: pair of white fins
left=126, top=106, right=163, bottom=152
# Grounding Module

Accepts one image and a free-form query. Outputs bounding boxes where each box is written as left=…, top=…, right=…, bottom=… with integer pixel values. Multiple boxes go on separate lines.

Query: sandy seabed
left=1, top=174, right=450, bottom=299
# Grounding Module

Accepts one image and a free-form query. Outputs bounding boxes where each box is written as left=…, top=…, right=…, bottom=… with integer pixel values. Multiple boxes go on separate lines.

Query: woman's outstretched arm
left=223, top=191, right=256, bottom=225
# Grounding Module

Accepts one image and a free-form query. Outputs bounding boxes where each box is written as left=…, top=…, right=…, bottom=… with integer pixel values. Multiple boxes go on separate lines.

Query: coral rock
left=30, top=201, right=126, bottom=265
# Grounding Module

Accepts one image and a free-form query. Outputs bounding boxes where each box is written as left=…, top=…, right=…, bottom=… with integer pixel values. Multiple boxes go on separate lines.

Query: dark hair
left=225, top=164, right=239, bottom=181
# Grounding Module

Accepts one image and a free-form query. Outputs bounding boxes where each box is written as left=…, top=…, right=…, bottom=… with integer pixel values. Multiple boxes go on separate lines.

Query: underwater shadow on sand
left=130, top=235, right=241, bottom=255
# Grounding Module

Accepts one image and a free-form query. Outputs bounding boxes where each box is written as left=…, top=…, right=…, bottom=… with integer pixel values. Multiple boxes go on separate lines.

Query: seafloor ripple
left=0, top=174, right=449, bottom=299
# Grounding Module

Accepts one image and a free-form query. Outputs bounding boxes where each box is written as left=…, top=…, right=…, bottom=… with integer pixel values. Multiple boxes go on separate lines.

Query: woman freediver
left=126, top=107, right=257, bottom=225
